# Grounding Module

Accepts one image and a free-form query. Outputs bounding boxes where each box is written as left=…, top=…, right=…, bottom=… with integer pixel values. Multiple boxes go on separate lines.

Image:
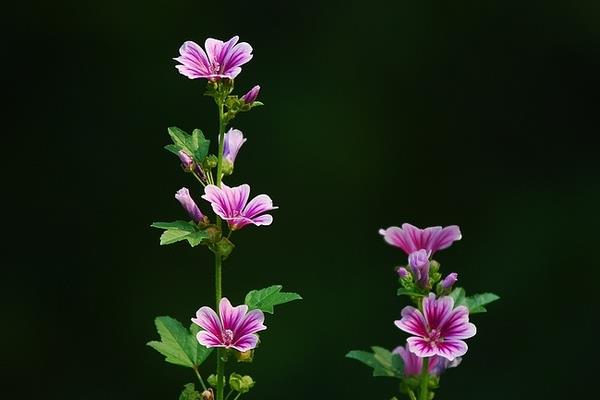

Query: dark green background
left=6, top=0, right=599, bottom=399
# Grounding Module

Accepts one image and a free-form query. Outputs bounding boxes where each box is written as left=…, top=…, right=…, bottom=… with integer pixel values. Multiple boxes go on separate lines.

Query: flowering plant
left=347, top=224, right=499, bottom=399
left=148, top=36, right=301, bottom=400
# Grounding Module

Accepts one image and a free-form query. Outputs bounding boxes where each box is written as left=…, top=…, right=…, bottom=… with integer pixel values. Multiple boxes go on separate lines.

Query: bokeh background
left=6, top=0, right=600, bottom=399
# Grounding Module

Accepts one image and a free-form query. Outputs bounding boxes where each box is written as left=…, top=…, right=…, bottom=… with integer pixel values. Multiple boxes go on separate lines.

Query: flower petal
left=439, top=306, right=477, bottom=340
left=225, top=184, right=250, bottom=216
left=423, top=294, right=454, bottom=331
left=243, top=194, right=278, bottom=219
left=196, top=330, right=224, bottom=348
left=393, top=344, right=422, bottom=376
left=231, top=333, right=259, bottom=352
left=219, top=297, right=248, bottom=332
left=192, top=306, right=222, bottom=337
left=204, top=38, right=225, bottom=64
left=379, top=226, right=419, bottom=254
left=406, top=337, right=437, bottom=358
left=174, top=41, right=211, bottom=78
left=435, top=339, right=468, bottom=361
left=395, top=306, right=428, bottom=337
left=202, top=185, right=229, bottom=219
left=222, top=40, right=253, bottom=76
left=429, top=225, right=462, bottom=253
left=235, top=309, right=266, bottom=339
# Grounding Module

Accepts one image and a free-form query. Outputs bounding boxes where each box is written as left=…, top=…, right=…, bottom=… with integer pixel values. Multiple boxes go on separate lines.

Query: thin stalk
left=419, top=357, right=429, bottom=400
left=214, top=93, right=227, bottom=400
left=233, top=393, right=242, bottom=400
left=193, top=367, right=207, bottom=391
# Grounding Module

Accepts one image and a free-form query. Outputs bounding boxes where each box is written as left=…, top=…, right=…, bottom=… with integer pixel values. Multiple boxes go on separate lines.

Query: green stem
left=408, top=389, right=417, bottom=400
left=214, top=93, right=227, bottom=400
left=419, top=357, right=429, bottom=400
left=193, top=367, right=207, bottom=391
left=233, top=393, right=242, bottom=400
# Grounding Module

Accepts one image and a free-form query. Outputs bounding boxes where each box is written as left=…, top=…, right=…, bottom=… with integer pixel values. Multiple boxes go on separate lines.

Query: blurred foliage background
left=5, top=0, right=600, bottom=399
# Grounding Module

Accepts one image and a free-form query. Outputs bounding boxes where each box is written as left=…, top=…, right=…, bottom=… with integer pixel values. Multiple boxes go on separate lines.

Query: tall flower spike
left=192, top=297, right=266, bottom=352
left=395, top=293, right=476, bottom=361
left=202, top=184, right=277, bottom=230
left=175, top=187, right=204, bottom=223
left=174, top=36, right=253, bottom=80
left=223, top=128, right=247, bottom=166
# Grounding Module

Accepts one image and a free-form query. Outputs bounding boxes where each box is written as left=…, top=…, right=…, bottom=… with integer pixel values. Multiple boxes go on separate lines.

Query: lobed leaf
left=244, top=285, right=302, bottom=314
left=449, top=287, right=499, bottom=314
left=346, top=346, right=403, bottom=379
left=178, top=383, right=201, bottom=400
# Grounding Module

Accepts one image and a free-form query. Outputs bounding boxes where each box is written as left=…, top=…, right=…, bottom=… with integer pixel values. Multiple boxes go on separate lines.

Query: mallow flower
left=395, top=294, right=476, bottom=361
left=379, top=223, right=462, bottom=266
left=175, top=187, right=204, bottom=223
left=174, top=36, right=253, bottom=80
left=202, top=184, right=277, bottom=230
left=392, top=344, right=461, bottom=376
left=223, top=128, right=247, bottom=167
left=192, top=297, right=266, bottom=352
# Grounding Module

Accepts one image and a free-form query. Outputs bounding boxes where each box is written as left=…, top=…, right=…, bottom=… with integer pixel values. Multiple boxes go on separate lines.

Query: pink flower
left=202, top=184, right=277, bottom=230
left=379, top=223, right=461, bottom=257
left=175, top=187, right=204, bottom=223
left=174, top=36, right=253, bottom=80
left=223, top=128, right=247, bottom=166
left=192, top=297, right=266, bottom=352
left=392, top=344, right=461, bottom=376
left=395, top=294, right=476, bottom=361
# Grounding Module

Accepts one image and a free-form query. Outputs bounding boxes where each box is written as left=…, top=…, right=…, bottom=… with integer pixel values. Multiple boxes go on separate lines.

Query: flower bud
left=207, top=374, right=218, bottom=387
left=440, top=272, right=458, bottom=290
left=201, top=389, right=214, bottom=400
left=241, top=85, right=260, bottom=104
left=408, top=250, right=430, bottom=288
left=229, top=373, right=255, bottom=394
left=178, top=150, right=194, bottom=171
left=235, top=349, right=254, bottom=363
left=222, top=128, right=247, bottom=167
left=175, top=187, right=204, bottom=223
left=397, top=267, right=410, bottom=279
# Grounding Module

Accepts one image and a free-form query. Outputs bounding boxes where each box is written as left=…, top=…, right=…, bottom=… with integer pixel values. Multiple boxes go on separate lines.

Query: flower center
left=210, top=60, right=222, bottom=74
left=426, top=328, right=443, bottom=345
left=222, top=329, right=234, bottom=345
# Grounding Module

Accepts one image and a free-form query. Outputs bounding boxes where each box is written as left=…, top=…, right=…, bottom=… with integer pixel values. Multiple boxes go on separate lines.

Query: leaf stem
left=233, top=393, right=242, bottom=400
left=193, top=367, right=208, bottom=391
left=418, top=357, right=429, bottom=400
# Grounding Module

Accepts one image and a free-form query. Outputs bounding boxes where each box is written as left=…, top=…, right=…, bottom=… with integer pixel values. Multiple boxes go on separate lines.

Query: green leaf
left=164, top=144, right=182, bottom=156
left=449, top=287, right=500, bottom=314
left=147, top=316, right=212, bottom=368
left=465, top=292, right=500, bottom=314
left=397, top=288, right=425, bottom=297
left=167, top=127, right=210, bottom=164
left=186, top=230, right=209, bottom=247
left=151, top=221, right=197, bottom=232
left=178, top=383, right=201, bottom=400
left=346, top=346, right=403, bottom=379
left=244, top=285, right=302, bottom=314
left=168, top=126, right=191, bottom=149
left=191, top=129, right=210, bottom=162
left=159, top=229, right=192, bottom=245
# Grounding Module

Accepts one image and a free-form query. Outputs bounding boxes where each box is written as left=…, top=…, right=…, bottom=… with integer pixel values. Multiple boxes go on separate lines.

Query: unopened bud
left=440, top=272, right=458, bottom=290
left=241, top=85, right=260, bottom=104
left=229, top=373, right=255, bottom=394
left=397, top=267, right=410, bottom=279
left=201, top=389, right=214, bottom=400
left=178, top=150, right=194, bottom=171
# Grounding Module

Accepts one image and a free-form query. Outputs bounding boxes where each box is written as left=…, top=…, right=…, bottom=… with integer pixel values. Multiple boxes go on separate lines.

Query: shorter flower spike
left=241, top=85, right=260, bottom=104
left=192, top=297, right=266, bottom=352
left=175, top=187, right=204, bottom=223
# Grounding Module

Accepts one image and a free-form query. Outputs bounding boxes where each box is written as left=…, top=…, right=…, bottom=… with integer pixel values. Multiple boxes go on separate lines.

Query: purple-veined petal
left=223, top=184, right=250, bottom=216
left=395, top=306, right=428, bottom=337
left=243, top=194, right=278, bottom=219
left=429, top=225, right=462, bottom=253
left=196, top=330, right=224, bottom=348
left=231, top=333, right=259, bottom=352
left=235, top=309, right=266, bottom=339
left=175, top=187, right=204, bottom=223
left=435, top=339, right=468, bottom=361
left=241, top=85, right=260, bottom=103
left=174, top=41, right=211, bottom=78
left=406, top=337, right=437, bottom=358
left=205, top=38, right=225, bottom=65
left=202, top=185, right=230, bottom=219
left=379, top=226, right=417, bottom=254
left=223, top=128, right=247, bottom=164
left=219, top=297, right=248, bottom=333
left=393, top=344, right=423, bottom=376
left=192, top=306, right=222, bottom=337
left=439, top=306, right=476, bottom=340
left=423, top=294, right=454, bottom=331
left=222, top=41, right=253, bottom=76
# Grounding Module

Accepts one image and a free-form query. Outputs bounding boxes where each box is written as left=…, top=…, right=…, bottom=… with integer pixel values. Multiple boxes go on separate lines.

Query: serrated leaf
left=186, top=230, right=209, bottom=247
left=465, top=292, right=500, bottom=314
left=244, top=285, right=302, bottom=314
left=147, top=317, right=213, bottom=368
left=346, top=346, right=403, bottom=379
left=191, top=129, right=210, bottom=162
left=178, top=383, right=201, bottom=400
left=168, top=127, right=190, bottom=149
left=159, top=229, right=192, bottom=245
left=449, top=287, right=466, bottom=305
left=166, top=127, right=210, bottom=164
